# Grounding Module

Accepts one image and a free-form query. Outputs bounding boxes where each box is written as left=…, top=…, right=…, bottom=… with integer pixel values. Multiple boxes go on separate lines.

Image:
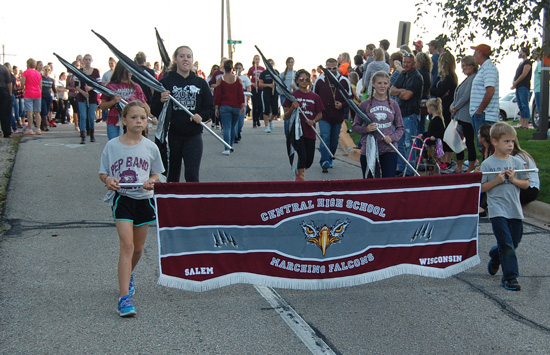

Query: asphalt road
left=1, top=120, right=549, bottom=354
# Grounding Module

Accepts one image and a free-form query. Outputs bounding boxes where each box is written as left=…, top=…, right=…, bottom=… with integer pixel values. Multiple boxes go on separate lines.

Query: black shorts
left=112, top=193, right=156, bottom=226
left=261, top=90, right=279, bottom=115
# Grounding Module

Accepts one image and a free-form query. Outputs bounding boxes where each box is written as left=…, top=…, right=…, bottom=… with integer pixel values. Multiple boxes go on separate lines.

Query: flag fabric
left=54, top=53, right=120, bottom=100
left=155, top=27, right=171, bottom=70
left=93, top=29, right=230, bottom=149
left=154, top=173, right=481, bottom=292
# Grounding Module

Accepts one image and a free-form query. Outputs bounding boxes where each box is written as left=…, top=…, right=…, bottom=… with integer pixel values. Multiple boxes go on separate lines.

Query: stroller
left=403, top=136, right=442, bottom=176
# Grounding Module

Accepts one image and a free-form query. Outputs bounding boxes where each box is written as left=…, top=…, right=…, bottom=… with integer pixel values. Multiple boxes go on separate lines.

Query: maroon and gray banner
left=154, top=174, right=481, bottom=291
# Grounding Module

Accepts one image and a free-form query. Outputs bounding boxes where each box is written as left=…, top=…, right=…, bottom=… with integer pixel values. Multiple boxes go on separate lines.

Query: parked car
left=498, top=90, right=534, bottom=124
left=498, top=92, right=519, bottom=121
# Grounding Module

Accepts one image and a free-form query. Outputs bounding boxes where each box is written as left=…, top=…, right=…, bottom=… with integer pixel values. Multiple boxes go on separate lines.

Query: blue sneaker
left=328, top=160, right=333, bottom=169
left=129, top=273, right=135, bottom=296
left=118, top=295, right=137, bottom=317
left=501, top=278, right=521, bottom=291
left=321, top=161, right=330, bottom=173
left=269, top=121, right=274, bottom=130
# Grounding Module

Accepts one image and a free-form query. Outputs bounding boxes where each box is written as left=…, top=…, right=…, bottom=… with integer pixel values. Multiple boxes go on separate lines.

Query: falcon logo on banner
left=154, top=174, right=481, bottom=292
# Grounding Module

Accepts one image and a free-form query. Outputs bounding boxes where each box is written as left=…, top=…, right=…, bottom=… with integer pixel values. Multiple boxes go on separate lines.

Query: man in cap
left=470, top=43, right=499, bottom=148
left=413, top=40, right=423, bottom=55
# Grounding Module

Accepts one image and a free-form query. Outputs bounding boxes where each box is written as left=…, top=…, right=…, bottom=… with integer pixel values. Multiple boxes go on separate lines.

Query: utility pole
left=1, top=45, right=16, bottom=64
left=220, top=0, right=224, bottom=62
left=533, top=5, right=549, bottom=140
left=226, top=0, right=233, bottom=61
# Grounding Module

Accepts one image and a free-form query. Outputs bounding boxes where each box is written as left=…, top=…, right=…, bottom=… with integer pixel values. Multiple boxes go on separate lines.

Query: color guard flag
left=154, top=174, right=481, bottom=292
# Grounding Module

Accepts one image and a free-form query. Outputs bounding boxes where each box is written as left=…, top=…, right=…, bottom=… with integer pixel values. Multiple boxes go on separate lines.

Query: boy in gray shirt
left=481, top=122, right=529, bottom=291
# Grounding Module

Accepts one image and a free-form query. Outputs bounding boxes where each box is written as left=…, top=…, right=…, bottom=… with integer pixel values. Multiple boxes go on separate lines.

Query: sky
left=0, top=0, right=536, bottom=97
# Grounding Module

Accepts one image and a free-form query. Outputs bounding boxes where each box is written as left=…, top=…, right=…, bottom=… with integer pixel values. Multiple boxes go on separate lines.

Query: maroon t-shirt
left=284, top=90, right=325, bottom=140
left=77, top=68, right=100, bottom=103
left=247, top=65, right=265, bottom=89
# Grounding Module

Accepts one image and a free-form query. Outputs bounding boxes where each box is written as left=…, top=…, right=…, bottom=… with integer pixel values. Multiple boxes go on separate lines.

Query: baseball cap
left=414, top=40, right=423, bottom=47
left=471, top=44, right=492, bottom=56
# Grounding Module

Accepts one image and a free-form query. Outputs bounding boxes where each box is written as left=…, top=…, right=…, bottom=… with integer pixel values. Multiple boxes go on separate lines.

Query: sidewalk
left=337, top=122, right=550, bottom=230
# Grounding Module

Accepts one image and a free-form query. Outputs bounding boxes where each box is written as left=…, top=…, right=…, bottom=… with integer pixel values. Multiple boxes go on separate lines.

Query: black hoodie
left=151, top=71, right=214, bottom=137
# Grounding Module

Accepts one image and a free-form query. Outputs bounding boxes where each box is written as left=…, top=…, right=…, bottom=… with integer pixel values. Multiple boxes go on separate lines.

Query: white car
left=498, top=90, right=535, bottom=124
left=498, top=92, right=520, bottom=121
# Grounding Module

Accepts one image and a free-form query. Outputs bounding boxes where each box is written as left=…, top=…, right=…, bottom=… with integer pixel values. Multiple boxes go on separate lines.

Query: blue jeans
left=489, top=217, right=523, bottom=281
left=397, top=113, right=419, bottom=174
left=318, top=120, right=341, bottom=166
left=219, top=106, right=240, bottom=151
left=11, top=94, right=18, bottom=130
left=235, top=113, right=245, bottom=139
left=515, top=86, right=530, bottom=119
left=360, top=152, right=398, bottom=178
left=78, top=101, right=97, bottom=132
left=471, top=111, right=486, bottom=150
left=107, top=124, right=122, bottom=140
left=41, top=95, right=52, bottom=116
left=534, top=92, right=540, bottom=116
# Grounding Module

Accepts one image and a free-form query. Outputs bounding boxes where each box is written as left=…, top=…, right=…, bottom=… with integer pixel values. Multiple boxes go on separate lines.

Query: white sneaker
left=222, top=150, right=230, bottom=155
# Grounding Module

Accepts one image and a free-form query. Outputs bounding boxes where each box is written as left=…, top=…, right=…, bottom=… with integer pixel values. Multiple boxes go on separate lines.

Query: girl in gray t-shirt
left=98, top=101, right=164, bottom=317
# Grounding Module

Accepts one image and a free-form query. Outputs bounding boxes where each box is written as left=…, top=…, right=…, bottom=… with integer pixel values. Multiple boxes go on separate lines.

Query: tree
left=415, top=0, right=548, bottom=59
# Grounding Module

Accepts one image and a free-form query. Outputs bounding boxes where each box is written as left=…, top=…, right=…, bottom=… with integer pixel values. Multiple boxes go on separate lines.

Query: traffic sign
left=227, top=40, right=242, bottom=44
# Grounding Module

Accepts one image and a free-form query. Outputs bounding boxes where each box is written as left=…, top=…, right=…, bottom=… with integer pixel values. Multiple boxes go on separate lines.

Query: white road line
left=254, top=285, right=336, bottom=355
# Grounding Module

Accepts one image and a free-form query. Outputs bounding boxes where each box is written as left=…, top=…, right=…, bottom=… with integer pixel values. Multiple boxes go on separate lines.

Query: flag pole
left=91, top=30, right=231, bottom=150
left=481, top=168, right=539, bottom=175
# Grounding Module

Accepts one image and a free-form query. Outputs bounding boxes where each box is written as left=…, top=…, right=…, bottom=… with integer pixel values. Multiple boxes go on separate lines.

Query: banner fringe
left=158, top=255, right=480, bottom=292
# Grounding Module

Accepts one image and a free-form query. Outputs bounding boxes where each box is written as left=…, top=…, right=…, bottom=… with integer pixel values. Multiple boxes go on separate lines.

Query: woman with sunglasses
left=283, top=69, right=324, bottom=181
left=40, top=65, right=57, bottom=131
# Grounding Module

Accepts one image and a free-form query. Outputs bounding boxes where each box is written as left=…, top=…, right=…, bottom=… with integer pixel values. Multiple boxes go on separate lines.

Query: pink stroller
left=403, top=136, right=441, bottom=176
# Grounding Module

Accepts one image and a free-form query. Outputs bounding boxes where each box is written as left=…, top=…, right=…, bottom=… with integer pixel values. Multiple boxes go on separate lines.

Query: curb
left=338, top=124, right=550, bottom=229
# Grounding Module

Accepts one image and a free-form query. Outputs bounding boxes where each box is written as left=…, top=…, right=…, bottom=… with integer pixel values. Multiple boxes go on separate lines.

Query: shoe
left=35, top=129, right=42, bottom=135
left=501, top=278, right=521, bottom=291
left=13, top=129, right=18, bottom=134
left=117, top=295, right=137, bottom=317
left=294, top=168, right=299, bottom=181
left=329, top=161, right=333, bottom=169
left=269, top=121, right=274, bottom=130
left=211, top=123, right=215, bottom=128
left=222, top=150, right=230, bottom=155
left=129, top=273, right=135, bottom=296
left=321, top=161, right=330, bottom=173
left=24, top=129, right=34, bottom=136
left=487, top=259, right=499, bottom=275
left=265, top=127, right=271, bottom=133
left=75, top=126, right=80, bottom=131
left=216, top=125, right=220, bottom=129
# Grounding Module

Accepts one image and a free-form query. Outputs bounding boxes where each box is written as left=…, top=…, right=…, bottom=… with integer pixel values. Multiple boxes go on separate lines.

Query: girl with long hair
left=352, top=71, right=404, bottom=178
left=100, top=63, right=147, bottom=140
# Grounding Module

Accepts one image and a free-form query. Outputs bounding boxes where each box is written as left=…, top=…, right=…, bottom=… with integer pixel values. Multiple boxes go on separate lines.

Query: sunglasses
left=402, top=52, right=414, bottom=57
left=298, top=77, right=310, bottom=82
left=326, top=66, right=338, bottom=70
